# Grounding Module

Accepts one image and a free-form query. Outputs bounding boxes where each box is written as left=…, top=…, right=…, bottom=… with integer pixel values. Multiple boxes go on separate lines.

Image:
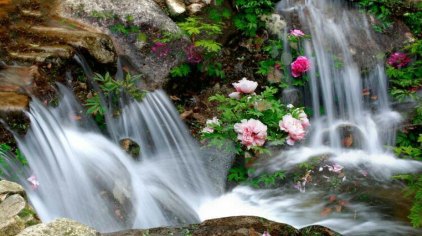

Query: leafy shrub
left=233, top=0, right=278, bottom=36
left=86, top=72, right=145, bottom=116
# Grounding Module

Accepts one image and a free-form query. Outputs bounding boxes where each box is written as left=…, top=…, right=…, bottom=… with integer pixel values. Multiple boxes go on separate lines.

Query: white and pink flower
left=279, top=114, right=306, bottom=145
left=234, top=119, right=267, bottom=149
left=233, top=78, right=258, bottom=94
left=202, top=117, right=220, bottom=133
left=228, top=92, right=241, bottom=99
left=290, top=29, right=305, bottom=37
left=291, top=56, right=311, bottom=78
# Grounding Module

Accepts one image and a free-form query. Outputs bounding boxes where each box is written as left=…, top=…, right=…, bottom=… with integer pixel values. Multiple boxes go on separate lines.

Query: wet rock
left=0, top=194, right=26, bottom=220
left=27, top=26, right=115, bottom=64
left=103, top=216, right=340, bottom=236
left=0, top=65, right=37, bottom=92
left=0, top=216, right=25, bottom=236
left=0, top=194, right=27, bottom=236
left=18, top=218, right=98, bottom=236
left=0, top=180, right=25, bottom=196
left=0, top=92, right=30, bottom=112
left=166, top=0, right=186, bottom=15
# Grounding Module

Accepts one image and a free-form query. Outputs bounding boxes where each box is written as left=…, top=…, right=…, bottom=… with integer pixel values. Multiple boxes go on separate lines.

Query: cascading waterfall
left=1, top=0, right=422, bottom=235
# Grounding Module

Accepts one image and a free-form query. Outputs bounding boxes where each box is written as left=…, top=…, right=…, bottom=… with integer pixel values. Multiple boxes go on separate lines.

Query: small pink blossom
left=279, top=114, right=306, bottom=145
left=290, top=29, right=305, bottom=37
left=291, top=56, right=311, bottom=77
left=151, top=42, right=170, bottom=58
left=326, top=164, right=343, bottom=173
left=233, top=78, right=258, bottom=94
left=202, top=117, right=220, bottom=133
left=234, top=119, right=267, bottom=149
left=185, top=44, right=202, bottom=64
left=27, top=175, right=39, bottom=190
left=228, top=92, right=241, bottom=99
left=387, top=52, right=411, bottom=69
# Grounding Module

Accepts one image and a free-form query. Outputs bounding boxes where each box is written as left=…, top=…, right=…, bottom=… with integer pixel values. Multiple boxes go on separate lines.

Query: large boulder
left=18, top=218, right=98, bottom=236
left=58, top=0, right=189, bottom=88
left=103, top=216, right=340, bottom=236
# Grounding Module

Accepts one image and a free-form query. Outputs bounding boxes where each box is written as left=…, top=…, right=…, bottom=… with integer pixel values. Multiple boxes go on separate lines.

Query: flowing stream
left=1, top=0, right=422, bottom=235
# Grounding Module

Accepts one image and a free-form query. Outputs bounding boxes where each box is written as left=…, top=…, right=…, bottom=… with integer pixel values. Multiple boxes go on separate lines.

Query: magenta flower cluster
left=387, top=52, right=411, bottom=69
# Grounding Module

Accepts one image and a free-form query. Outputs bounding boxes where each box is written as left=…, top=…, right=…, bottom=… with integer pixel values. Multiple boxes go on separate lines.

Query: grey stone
left=59, top=0, right=180, bottom=33
left=166, top=0, right=186, bottom=15
left=18, top=218, right=98, bottom=236
left=0, top=180, right=25, bottom=196
left=0, top=194, right=26, bottom=220
left=59, top=0, right=188, bottom=88
left=0, top=216, right=25, bottom=236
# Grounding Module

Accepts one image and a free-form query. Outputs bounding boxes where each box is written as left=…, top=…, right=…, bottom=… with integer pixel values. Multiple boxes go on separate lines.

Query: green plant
left=394, top=134, right=422, bottom=227
left=170, top=64, right=191, bottom=78
left=0, top=144, right=27, bottom=176
left=162, top=17, right=226, bottom=79
left=387, top=40, right=422, bottom=102
left=233, top=0, right=278, bottom=36
left=86, top=72, right=145, bottom=116
left=90, top=10, right=116, bottom=20
left=357, top=0, right=395, bottom=32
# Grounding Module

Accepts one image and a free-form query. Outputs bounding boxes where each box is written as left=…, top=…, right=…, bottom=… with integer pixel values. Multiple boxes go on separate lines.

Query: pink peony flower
left=185, top=44, right=202, bottom=64
left=279, top=114, right=306, bottom=145
left=234, top=119, right=267, bottom=149
left=27, top=175, right=39, bottom=190
left=233, top=78, right=258, bottom=94
left=387, top=52, right=411, bottom=69
left=327, top=164, right=343, bottom=173
left=202, top=117, right=220, bottom=133
left=151, top=42, right=170, bottom=58
left=228, top=92, right=241, bottom=99
left=291, top=56, right=311, bottom=78
left=290, top=29, right=305, bottom=37
left=299, top=111, right=310, bottom=129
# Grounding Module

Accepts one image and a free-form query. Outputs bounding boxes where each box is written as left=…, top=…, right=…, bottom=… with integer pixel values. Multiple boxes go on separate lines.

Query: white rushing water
left=1, top=0, right=422, bottom=235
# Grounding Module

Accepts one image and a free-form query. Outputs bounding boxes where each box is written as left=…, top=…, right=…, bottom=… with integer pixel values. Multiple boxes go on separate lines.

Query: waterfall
left=1, top=0, right=422, bottom=235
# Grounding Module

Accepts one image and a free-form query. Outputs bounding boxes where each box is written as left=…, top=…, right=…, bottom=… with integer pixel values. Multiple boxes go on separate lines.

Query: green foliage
left=388, top=40, right=422, bottom=102
left=86, top=72, right=145, bottom=116
left=109, top=23, right=140, bottom=36
left=358, top=0, right=394, bottom=32
left=166, top=17, right=225, bottom=79
left=177, top=17, right=222, bottom=39
left=227, top=166, right=286, bottom=188
left=208, top=8, right=231, bottom=22
left=90, top=10, right=116, bottom=20
left=203, top=86, right=307, bottom=155
left=170, top=64, right=192, bottom=78
left=233, top=0, right=277, bottom=36
left=0, top=144, right=27, bottom=176
left=202, top=62, right=225, bottom=78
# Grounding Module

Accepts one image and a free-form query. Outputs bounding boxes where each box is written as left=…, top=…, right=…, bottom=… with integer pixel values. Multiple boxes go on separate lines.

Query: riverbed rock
left=0, top=180, right=25, bottom=196
left=18, top=218, right=98, bottom=236
left=0, top=194, right=26, bottom=220
left=103, top=216, right=340, bottom=236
